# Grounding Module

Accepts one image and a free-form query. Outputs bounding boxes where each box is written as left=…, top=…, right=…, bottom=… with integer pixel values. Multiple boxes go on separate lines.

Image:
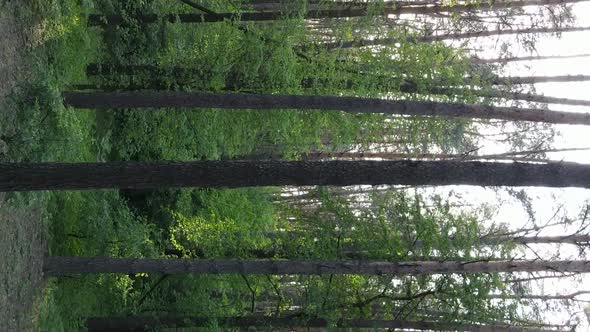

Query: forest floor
left=0, top=2, right=46, bottom=331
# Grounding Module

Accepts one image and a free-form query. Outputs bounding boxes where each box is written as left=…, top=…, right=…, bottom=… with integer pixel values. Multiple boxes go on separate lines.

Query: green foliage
left=170, top=188, right=276, bottom=258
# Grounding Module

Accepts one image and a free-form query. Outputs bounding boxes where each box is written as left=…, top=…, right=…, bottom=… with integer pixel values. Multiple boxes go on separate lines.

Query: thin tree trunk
left=471, top=53, right=590, bottom=64
left=87, top=0, right=588, bottom=26
left=3, top=160, right=590, bottom=192
left=243, top=0, right=438, bottom=12
left=410, top=233, right=590, bottom=251
left=324, top=26, right=590, bottom=50
left=506, top=273, right=577, bottom=284
left=84, top=315, right=564, bottom=332
left=489, top=74, right=590, bottom=85
left=44, top=257, right=590, bottom=276
left=498, top=234, right=590, bottom=245
left=490, top=290, right=590, bottom=301
left=61, top=91, right=590, bottom=125
left=257, top=234, right=590, bottom=259
left=420, top=85, right=590, bottom=106
left=444, top=87, right=590, bottom=107
left=237, top=147, right=590, bottom=161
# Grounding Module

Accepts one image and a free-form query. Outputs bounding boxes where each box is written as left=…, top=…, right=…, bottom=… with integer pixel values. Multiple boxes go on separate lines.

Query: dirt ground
left=0, top=201, right=45, bottom=331
left=0, top=2, right=29, bottom=105
left=0, top=2, right=46, bottom=331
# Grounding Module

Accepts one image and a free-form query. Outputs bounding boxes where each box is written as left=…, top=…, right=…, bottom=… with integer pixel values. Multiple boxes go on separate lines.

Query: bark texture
left=3, top=160, right=590, bottom=192
left=85, top=315, right=561, bottom=332
left=43, top=257, right=590, bottom=276
left=61, top=91, right=590, bottom=125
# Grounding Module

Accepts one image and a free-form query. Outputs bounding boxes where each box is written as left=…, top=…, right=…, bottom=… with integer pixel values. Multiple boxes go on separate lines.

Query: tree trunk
left=489, top=74, right=590, bottom=85
left=61, top=91, right=590, bottom=125
left=411, top=233, right=590, bottom=250
left=490, top=290, right=590, bottom=301
left=87, top=0, right=589, bottom=26
left=44, top=257, right=590, bottom=276
left=84, top=315, right=563, bottom=332
left=443, top=87, right=590, bottom=107
left=501, top=234, right=590, bottom=245
left=3, top=160, right=590, bottom=192
left=325, top=26, right=590, bottom=50
left=236, top=147, right=590, bottom=161
left=471, top=53, right=590, bottom=64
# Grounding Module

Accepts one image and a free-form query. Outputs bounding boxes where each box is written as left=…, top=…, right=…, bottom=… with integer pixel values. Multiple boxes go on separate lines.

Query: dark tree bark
left=3, top=160, right=590, bottom=192
left=243, top=0, right=437, bottom=12
left=61, top=91, right=590, bottom=125
left=87, top=0, right=588, bottom=26
left=84, top=315, right=563, bottom=332
left=44, top=257, right=590, bottom=276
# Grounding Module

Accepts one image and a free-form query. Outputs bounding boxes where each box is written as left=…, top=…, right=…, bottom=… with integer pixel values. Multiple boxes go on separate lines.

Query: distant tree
left=61, top=91, right=590, bottom=125
left=490, top=290, right=590, bottom=301
left=486, top=74, right=590, bottom=85
left=322, top=26, right=590, bottom=50
left=471, top=53, right=590, bottom=64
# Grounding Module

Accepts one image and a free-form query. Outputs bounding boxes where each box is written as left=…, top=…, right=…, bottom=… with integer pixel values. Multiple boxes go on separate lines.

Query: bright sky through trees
left=431, top=3, right=590, bottom=326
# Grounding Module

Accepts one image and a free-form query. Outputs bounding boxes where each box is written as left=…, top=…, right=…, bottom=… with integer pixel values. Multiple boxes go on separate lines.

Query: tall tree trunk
left=243, top=0, right=438, bottom=12
left=3, top=160, right=590, bottom=192
left=61, top=91, right=590, bottom=125
left=324, top=26, right=590, bottom=50
left=409, top=233, right=590, bottom=251
left=492, top=234, right=590, bottom=245
left=44, top=257, right=590, bottom=276
left=488, top=74, right=590, bottom=85
left=84, top=315, right=564, bottom=332
left=441, top=87, right=590, bottom=107
left=471, top=53, right=590, bottom=64
left=236, top=147, right=590, bottom=161
left=490, top=290, right=590, bottom=301
left=87, top=0, right=588, bottom=26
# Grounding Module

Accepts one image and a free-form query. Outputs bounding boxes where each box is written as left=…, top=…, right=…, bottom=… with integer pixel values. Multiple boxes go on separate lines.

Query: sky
left=449, top=2, right=590, bottom=329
